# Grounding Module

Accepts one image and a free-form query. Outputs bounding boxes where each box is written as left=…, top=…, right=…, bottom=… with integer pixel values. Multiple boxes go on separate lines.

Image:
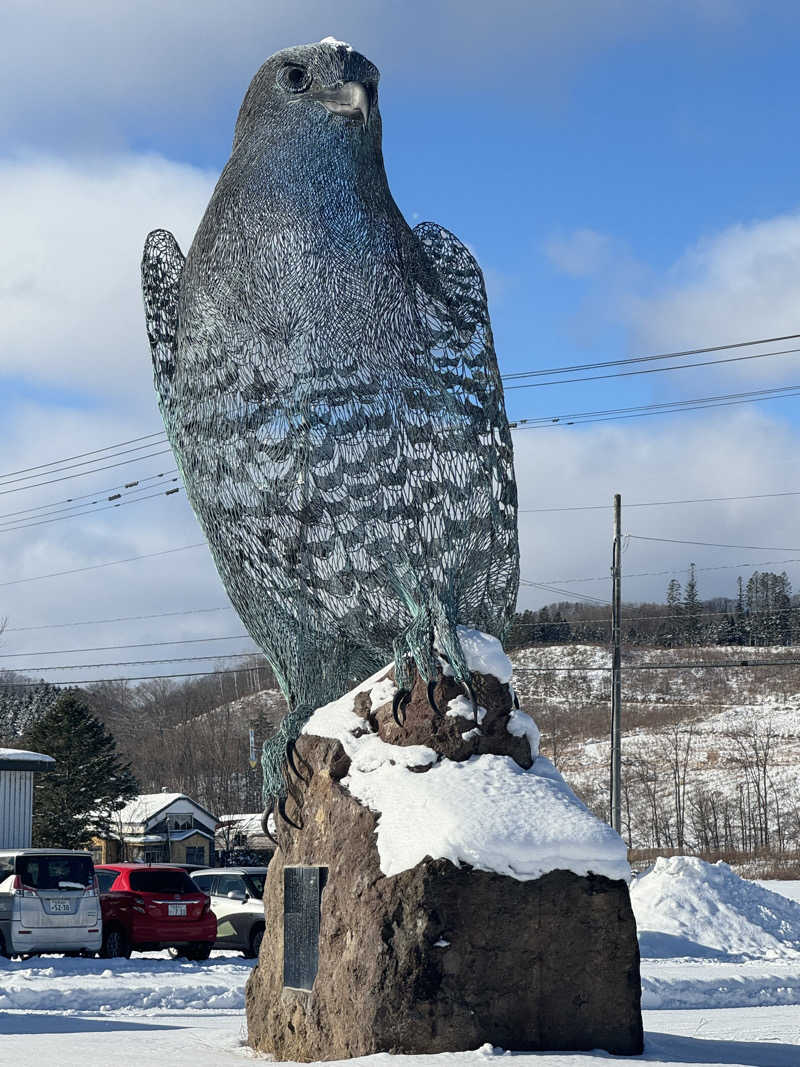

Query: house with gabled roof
left=90, top=791, right=218, bottom=866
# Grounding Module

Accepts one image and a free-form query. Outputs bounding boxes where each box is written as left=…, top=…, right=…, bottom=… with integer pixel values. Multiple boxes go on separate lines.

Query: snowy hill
left=510, top=644, right=800, bottom=856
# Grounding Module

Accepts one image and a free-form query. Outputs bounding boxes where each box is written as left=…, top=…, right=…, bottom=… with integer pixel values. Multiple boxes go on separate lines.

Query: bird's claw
left=427, top=679, right=442, bottom=716
left=460, top=679, right=480, bottom=722
left=392, top=688, right=411, bottom=727
left=286, top=738, right=311, bottom=784
left=277, top=795, right=303, bottom=830
left=261, top=800, right=279, bottom=846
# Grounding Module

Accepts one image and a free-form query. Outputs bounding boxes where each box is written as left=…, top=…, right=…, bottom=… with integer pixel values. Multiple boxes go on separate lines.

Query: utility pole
left=610, top=493, right=622, bottom=834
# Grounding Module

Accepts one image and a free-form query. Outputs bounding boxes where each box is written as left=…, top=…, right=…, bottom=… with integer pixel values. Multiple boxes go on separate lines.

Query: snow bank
left=303, top=642, right=629, bottom=884
left=0, top=952, right=249, bottom=1013
left=641, top=959, right=800, bottom=1009
left=632, top=856, right=800, bottom=959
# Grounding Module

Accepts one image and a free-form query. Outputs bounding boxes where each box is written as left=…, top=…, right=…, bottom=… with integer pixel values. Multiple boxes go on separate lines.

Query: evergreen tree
left=683, top=563, right=701, bottom=644
left=22, top=689, right=137, bottom=849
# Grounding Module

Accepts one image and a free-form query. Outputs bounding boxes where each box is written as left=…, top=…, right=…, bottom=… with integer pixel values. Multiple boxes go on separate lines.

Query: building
left=91, top=792, right=217, bottom=866
left=215, top=812, right=274, bottom=866
left=0, top=747, right=55, bottom=848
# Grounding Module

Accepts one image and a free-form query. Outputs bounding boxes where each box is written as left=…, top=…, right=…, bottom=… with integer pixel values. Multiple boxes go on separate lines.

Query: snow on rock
left=632, top=856, right=800, bottom=959
left=446, top=694, right=487, bottom=724
left=454, top=627, right=513, bottom=683
left=303, top=651, right=629, bottom=884
left=506, top=706, right=541, bottom=757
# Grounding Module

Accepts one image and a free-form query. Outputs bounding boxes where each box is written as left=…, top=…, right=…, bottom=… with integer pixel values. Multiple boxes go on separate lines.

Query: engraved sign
left=283, top=866, right=325, bottom=990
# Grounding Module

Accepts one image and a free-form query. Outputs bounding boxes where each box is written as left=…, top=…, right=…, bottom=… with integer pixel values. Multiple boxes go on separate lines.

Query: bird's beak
left=315, top=81, right=371, bottom=128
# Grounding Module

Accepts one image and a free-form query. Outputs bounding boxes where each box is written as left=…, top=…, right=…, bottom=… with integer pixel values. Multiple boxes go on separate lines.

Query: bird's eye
left=278, top=65, right=312, bottom=94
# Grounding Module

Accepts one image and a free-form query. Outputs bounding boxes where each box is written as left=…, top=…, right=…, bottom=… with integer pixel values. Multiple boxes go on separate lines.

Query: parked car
left=190, top=867, right=267, bottom=957
left=95, top=863, right=216, bottom=959
left=0, top=849, right=102, bottom=958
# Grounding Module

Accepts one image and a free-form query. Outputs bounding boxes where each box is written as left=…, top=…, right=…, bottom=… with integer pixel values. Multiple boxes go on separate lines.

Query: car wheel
left=185, top=941, right=213, bottom=961
left=0, top=932, right=8, bottom=959
left=100, top=926, right=131, bottom=959
left=246, top=925, right=264, bottom=959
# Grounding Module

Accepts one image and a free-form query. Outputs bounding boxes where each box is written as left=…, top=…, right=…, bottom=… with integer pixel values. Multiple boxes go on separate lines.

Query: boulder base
left=246, top=668, right=643, bottom=1059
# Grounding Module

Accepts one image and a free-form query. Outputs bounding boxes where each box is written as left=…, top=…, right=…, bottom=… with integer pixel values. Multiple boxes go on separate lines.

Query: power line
left=0, top=542, right=208, bottom=588
left=504, top=346, right=800, bottom=391
left=0, top=470, right=179, bottom=521
left=525, top=555, right=800, bottom=586
left=1, top=667, right=275, bottom=689
left=512, top=658, right=800, bottom=674
left=510, top=384, right=800, bottom=430
left=4, top=651, right=263, bottom=672
left=629, top=534, right=800, bottom=553
left=0, top=485, right=182, bottom=535
left=4, top=606, right=234, bottom=633
left=0, top=432, right=166, bottom=481
left=518, top=579, right=610, bottom=605
left=0, top=449, right=174, bottom=498
left=0, top=439, right=169, bottom=489
left=501, top=332, right=800, bottom=380
left=520, top=488, right=800, bottom=514
left=0, top=634, right=253, bottom=658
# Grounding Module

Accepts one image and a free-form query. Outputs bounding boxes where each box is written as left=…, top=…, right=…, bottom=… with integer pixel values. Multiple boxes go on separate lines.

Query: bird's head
left=232, top=38, right=382, bottom=159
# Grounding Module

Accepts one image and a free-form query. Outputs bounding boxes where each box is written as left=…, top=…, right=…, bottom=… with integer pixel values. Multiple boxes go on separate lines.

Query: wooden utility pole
left=610, top=493, right=622, bottom=834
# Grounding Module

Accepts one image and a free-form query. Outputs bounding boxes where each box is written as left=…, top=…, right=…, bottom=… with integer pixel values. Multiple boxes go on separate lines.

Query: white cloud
left=0, top=154, right=214, bottom=408
left=627, top=211, right=800, bottom=355
left=0, top=0, right=759, bottom=149
left=515, top=407, right=800, bottom=610
left=545, top=209, right=800, bottom=389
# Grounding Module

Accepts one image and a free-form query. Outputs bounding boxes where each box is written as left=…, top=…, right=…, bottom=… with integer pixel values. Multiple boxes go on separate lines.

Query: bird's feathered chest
left=173, top=181, right=427, bottom=407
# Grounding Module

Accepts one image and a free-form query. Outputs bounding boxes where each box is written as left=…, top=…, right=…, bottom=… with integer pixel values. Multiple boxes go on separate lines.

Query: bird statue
left=141, top=37, right=519, bottom=828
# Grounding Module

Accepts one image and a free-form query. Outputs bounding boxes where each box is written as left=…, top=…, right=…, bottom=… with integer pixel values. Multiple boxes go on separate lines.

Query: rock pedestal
left=246, top=658, right=643, bottom=1060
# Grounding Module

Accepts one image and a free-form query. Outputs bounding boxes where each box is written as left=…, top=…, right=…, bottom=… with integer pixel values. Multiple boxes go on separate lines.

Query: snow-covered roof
left=303, top=635, right=630, bottom=884
left=216, top=813, right=264, bottom=836
left=116, top=793, right=217, bottom=830
left=123, top=828, right=214, bottom=845
left=0, top=747, right=55, bottom=772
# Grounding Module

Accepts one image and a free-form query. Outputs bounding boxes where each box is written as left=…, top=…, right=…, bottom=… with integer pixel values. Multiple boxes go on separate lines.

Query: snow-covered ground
left=3, top=870, right=800, bottom=1064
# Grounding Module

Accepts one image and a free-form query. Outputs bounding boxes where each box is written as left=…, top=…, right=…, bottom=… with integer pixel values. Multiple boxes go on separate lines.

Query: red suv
left=95, top=864, right=217, bottom=959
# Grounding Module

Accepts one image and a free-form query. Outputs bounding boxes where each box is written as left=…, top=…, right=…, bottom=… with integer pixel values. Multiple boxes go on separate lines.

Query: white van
left=0, top=849, right=102, bottom=957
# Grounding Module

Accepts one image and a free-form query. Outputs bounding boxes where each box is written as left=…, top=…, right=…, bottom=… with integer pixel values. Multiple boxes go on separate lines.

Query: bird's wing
left=141, top=229, right=185, bottom=406
left=407, top=221, right=519, bottom=636
left=412, top=219, right=516, bottom=501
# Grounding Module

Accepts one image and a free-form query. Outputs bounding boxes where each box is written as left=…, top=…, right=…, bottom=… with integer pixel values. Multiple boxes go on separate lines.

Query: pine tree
left=683, top=563, right=701, bottom=644
left=22, top=689, right=138, bottom=849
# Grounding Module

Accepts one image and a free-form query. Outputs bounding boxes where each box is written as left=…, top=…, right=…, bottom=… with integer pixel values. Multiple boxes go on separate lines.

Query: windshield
left=17, top=854, right=93, bottom=891
left=244, top=873, right=265, bottom=897
left=129, top=868, right=197, bottom=893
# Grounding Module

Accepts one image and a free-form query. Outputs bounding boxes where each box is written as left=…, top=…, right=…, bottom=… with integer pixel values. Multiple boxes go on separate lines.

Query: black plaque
left=283, top=866, right=325, bottom=990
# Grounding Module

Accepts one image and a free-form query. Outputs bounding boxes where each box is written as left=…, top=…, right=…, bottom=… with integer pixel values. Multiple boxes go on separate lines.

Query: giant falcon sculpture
left=141, top=38, right=519, bottom=819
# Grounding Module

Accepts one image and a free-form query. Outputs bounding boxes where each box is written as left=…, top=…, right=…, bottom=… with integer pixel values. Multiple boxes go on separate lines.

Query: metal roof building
left=0, top=748, right=55, bottom=849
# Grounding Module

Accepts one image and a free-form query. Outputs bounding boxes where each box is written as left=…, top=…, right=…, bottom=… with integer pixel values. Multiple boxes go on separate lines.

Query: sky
left=4, top=1, right=800, bottom=686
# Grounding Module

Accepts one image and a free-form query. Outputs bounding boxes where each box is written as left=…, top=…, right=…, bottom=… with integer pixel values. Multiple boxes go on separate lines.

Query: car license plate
left=48, top=901, right=71, bottom=913
left=168, top=903, right=187, bottom=916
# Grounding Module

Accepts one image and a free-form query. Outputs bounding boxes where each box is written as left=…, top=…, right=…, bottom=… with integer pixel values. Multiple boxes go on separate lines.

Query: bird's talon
left=392, top=688, right=411, bottom=727
left=277, top=796, right=303, bottom=830
left=286, top=739, right=311, bottom=783
left=460, top=679, right=480, bottom=722
left=427, top=680, right=442, bottom=716
left=261, top=800, right=279, bottom=846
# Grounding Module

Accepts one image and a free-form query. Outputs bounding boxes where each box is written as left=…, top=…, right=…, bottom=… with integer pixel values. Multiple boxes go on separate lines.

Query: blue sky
left=3, top=1, right=800, bottom=682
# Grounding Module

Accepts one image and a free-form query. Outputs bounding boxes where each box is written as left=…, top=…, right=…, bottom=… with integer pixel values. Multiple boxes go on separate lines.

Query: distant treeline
left=507, top=567, right=800, bottom=650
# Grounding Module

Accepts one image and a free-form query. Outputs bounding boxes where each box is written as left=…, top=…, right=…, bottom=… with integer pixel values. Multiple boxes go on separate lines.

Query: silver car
left=190, top=867, right=267, bottom=957
left=0, top=849, right=102, bottom=957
